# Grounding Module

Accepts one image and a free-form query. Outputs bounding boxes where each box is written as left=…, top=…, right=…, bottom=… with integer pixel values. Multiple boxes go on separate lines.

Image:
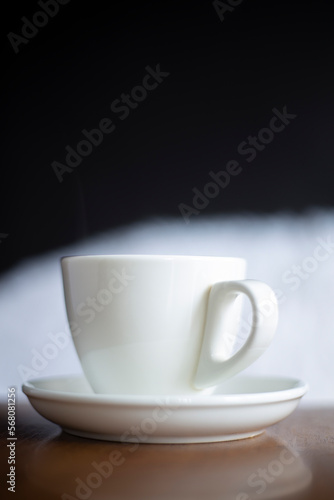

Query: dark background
left=1, top=0, right=333, bottom=274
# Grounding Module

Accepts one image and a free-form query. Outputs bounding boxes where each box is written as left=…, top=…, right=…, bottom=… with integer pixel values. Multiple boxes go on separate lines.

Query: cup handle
left=194, top=280, right=278, bottom=389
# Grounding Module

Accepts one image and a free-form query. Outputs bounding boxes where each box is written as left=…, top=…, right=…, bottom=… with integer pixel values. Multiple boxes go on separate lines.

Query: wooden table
left=1, top=400, right=333, bottom=500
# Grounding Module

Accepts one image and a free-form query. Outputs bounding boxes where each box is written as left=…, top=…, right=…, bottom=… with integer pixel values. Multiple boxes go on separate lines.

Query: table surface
left=1, top=401, right=333, bottom=500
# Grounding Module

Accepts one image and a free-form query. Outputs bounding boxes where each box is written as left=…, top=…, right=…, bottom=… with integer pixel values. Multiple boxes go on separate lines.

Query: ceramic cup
left=61, top=255, right=278, bottom=395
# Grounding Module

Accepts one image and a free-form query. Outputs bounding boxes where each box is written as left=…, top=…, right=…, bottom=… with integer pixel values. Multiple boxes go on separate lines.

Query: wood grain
left=1, top=401, right=333, bottom=500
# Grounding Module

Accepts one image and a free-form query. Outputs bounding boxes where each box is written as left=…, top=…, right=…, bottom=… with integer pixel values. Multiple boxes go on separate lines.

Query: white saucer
left=22, top=374, right=308, bottom=444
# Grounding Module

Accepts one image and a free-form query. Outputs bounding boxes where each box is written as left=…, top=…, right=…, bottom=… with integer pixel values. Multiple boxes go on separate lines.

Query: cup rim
left=61, top=254, right=246, bottom=263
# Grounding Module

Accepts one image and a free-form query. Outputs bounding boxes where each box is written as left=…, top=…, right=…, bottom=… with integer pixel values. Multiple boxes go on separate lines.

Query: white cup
left=61, top=255, right=278, bottom=396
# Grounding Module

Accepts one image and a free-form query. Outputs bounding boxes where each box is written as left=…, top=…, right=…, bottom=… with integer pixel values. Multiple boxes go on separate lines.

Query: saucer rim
left=22, top=374, right=308, bottom=407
